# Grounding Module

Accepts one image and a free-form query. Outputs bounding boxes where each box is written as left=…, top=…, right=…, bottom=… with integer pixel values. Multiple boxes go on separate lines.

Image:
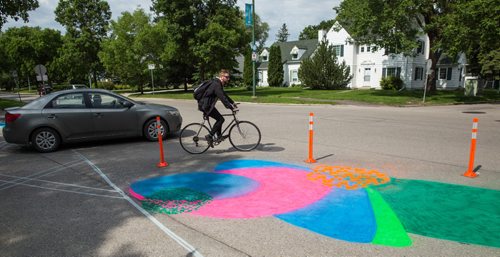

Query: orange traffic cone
left=463, top=118, right=478, bottom=178
left=156, top=116, right=168, bottom=168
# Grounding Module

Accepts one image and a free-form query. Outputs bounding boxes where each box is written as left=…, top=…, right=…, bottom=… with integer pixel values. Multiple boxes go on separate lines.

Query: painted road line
left=0, top=173, right=119, bottom=193
left=0, top=159, right=84, bottom=190
left=75, top=151, right=204, bottom=257
left=0, top=178, right=125, bottom=199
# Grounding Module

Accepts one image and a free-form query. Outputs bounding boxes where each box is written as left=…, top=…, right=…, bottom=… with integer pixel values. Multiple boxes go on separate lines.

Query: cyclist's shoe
left=221, top=135, right=230, bottom=141
left=205, top=135, right=214, bottom=148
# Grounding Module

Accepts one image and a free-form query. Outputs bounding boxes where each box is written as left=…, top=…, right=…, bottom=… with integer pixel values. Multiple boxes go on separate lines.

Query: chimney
left=318, top=30, right=326, bottom=42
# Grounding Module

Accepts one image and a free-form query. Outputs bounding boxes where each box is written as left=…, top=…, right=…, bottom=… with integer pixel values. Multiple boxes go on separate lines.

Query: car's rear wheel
left=31, top=127, right=61, bottom=153
left=144, top=119, right=168, bottom=141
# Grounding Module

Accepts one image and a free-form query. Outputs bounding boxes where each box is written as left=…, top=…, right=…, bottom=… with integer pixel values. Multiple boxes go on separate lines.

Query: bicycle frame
left=201, top=112, right=239, bottom=138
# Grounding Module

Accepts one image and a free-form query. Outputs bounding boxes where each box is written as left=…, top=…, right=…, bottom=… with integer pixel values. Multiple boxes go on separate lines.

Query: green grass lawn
left=0, top=98, right=24, bottom=110
left=132, top=87, right=500, bottom=106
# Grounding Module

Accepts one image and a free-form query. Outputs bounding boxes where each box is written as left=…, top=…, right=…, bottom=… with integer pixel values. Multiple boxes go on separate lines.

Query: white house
left=257, top=39, right=318, bottom=87
left=257, top=23, right=466, bottom=89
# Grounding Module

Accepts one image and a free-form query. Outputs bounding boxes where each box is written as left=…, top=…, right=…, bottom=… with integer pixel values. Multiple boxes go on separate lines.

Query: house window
left=333, top=45, right=344, bottom=57
left=258, top=71, right=263, bottom=82
left=360, top=46, right=364, bottom=53
left=261, top=55, right=268, bottom=61
left=290, top=46, right=299, bottom=60
left=439, top=67, right=453, bottom=80
left=367, top=46, right=371, bottom=52
left=382, top=67, right=401, bottom=78
left=414, top=67, right=424, bottom=80
left=364, top=68, right=371, bottom=82
left=290, top=70, right=298, bottom=83
left=416, top=40, right=425, bottom=55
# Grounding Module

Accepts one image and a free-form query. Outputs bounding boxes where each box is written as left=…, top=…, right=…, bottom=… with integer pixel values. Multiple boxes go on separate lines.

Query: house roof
left=277, top=39, right=318, bottom=63
left=256, top=39, right=318, bottom=70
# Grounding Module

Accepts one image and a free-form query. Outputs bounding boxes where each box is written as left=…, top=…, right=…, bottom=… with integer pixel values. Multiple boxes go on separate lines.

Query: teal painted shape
left=130, top=172, right=259, bottom=200
left=374, top=178, right=500, bottom=248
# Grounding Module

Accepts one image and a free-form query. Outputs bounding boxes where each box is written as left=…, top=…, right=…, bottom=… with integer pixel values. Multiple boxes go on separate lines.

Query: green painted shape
left=141, top=188, right=212, bottom=215
left=366, top=187, right=412, bottom=247
left=374, top=178, right=500, bottom=248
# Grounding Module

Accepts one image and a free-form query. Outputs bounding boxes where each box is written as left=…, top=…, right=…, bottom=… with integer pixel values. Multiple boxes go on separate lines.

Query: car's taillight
left=5, top=113, right=21, bottom=123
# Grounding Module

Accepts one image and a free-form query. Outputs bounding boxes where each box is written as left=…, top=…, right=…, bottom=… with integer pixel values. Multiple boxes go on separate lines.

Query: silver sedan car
left=3, top=89, right=182, bottom=152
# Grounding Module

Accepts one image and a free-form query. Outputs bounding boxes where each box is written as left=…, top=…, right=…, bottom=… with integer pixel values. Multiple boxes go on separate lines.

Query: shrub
left=96, top=81, right=115, bottom=90
left=380, top=76, right=404, bottom=90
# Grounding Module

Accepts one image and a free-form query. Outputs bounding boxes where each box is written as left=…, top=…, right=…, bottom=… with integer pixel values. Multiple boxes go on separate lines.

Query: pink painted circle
left=190, top=167, right=332, bottom=218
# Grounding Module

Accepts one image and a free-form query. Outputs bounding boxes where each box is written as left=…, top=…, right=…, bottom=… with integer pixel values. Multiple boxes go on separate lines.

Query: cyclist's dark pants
left=207, top=108, right=224, bottom=138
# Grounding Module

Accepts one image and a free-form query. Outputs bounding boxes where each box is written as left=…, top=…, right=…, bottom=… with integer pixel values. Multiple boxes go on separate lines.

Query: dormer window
left=260, top=49, right=269, bottom=62
left=416, top=40, right=425, bottom=54
left=290, top=46, right=299, bottom=60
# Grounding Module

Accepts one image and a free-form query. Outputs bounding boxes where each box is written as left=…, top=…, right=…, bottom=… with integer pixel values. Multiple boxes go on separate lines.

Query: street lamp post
left=252, top=0, right=256, bottom=98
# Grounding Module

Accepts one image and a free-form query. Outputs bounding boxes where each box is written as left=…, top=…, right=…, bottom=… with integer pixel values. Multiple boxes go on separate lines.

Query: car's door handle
left=47, top=114, right=56, bottom=119
left=93, top=113, right=103, bottom=117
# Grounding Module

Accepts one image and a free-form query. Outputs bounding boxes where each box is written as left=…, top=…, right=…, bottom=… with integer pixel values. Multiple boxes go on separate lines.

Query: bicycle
left=179, top=108, right=261, bottom=154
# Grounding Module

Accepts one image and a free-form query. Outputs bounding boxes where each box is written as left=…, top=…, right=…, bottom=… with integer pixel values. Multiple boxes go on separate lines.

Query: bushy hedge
left=380, top=76, right=404, bottom=90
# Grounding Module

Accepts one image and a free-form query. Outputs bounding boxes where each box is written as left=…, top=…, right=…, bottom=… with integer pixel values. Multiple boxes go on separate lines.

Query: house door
left=364, top=68, right=371, bottom=84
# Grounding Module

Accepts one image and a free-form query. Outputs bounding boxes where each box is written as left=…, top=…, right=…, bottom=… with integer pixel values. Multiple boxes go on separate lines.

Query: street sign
left=252, top=52, right=257, bottom=61
left=34, top=64, right=47, bottom=75
left=148, top=64, right=156, bottom=70
left=36, top=75, right=48, bottom=82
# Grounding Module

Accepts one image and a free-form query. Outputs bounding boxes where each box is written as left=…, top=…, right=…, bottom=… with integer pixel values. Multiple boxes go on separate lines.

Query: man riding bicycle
left=198, top=69, right=238, bottom=146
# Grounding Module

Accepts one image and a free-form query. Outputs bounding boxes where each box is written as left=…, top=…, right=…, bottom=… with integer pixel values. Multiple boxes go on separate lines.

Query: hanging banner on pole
left=245, top=4, right=253, bottom=27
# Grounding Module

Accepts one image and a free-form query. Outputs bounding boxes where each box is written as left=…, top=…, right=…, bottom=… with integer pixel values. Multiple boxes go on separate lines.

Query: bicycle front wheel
left=179, top=123, right=211, bottom=154
left=229, top=121, right=261, bottom=151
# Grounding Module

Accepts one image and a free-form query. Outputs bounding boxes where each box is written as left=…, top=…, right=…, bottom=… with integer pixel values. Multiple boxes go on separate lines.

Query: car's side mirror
left=121, top=101, right=134, bottom=108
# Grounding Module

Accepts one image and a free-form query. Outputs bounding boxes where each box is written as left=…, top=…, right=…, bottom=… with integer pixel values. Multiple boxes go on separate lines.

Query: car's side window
left=90, top=93, right=127, bottom=109
left=49, top=93, right=86, bottom=109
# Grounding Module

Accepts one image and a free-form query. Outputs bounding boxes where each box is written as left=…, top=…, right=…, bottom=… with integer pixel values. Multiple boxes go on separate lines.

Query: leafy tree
left=0, top=0, right=39, bottom=30
left=152, top=0, right=199, bottom=90
left=242, top=46, right=253, bottom=88
left=153, top=0, right=247, bottom=86
left=54, top=0, right=111, bottom=85
left=267, top=44, right=283, bottom=87
left=299, top=19, right=335, bottom=40
left=252, top=14, right=269, bottom=53
left=0, top=27, right=62, bottom=86
left=193, top=1, right=247, bottom=80
left=298, top=39, right=352, bottom=89
left=276, top=23, right=289, bottom=42
left=438, top=0, right=500, bottom=79
left=99, top=9, right=159, bottom=93
left=335, top=0, right=454, bottom=92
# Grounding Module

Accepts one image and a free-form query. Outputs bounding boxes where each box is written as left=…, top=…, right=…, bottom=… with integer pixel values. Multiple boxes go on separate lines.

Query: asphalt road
left=1, top=94, right=499, bottom=257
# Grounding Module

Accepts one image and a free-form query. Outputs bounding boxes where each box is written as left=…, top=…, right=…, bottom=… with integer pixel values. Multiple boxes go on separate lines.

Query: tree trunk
left=92, top=70, right=98, bottom=88
left=425, top=32, right=439, bottom=93
left=184, top=78, right=188, bottom=92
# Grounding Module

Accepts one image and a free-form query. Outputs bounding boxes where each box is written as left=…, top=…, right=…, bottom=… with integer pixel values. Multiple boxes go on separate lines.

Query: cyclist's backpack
left=193, top=80, right=212, bottom=101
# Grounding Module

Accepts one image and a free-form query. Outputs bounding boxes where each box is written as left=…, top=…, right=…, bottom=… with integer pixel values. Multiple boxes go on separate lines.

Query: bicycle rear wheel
left=179, top=123, right=211, bottom=154
left=229, top=121, right=261, bottom=151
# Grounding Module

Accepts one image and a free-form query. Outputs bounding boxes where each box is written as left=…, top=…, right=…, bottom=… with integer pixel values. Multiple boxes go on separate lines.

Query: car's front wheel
left=31, top=127, right=61, bottom=152
left=144, top=119, right=168, bottom=141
